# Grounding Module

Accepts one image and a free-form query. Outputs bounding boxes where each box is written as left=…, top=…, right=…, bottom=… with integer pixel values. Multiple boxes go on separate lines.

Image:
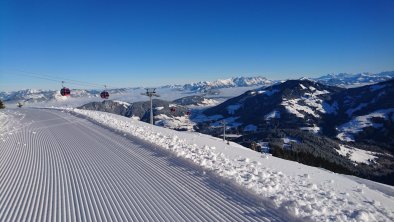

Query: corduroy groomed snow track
left=0, top=109, right=282, bottom=222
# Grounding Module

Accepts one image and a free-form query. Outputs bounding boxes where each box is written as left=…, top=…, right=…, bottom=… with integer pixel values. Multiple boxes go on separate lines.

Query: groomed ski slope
left=69, top=108, right=394, bottom=222
left=0, top=109, right=284, bottom=222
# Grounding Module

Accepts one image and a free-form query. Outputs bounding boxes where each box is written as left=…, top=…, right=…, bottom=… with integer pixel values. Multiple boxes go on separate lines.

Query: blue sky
left=1, top=0, right=394, bottom=91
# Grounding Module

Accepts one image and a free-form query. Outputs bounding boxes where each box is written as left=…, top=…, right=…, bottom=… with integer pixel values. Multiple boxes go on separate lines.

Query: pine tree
left=0, top=100, right=5, bottom=109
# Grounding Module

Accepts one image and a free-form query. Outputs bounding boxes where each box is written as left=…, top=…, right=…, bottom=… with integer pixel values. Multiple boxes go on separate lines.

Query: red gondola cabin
left=100, top=91, right=110, bottom=99
left=60, top=87, right=71, bottom=96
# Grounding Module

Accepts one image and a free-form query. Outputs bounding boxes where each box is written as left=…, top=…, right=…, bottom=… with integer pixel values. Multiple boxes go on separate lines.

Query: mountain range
left=198, top=79, right=394, bottom=185
left=73, top=78, right=394, bottom=185
left=10, top=71, right=392, bottom=185
left=1, top=71, right=393, bottom=105
left=315, top=71, right=394, bottom=87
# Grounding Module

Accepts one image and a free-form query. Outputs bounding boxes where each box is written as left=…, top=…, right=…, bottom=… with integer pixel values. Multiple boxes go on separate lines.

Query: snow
left=309, top=88, right=330, bottom=96
left=309, top=86, right=316, bottom=91
left=337, top=108, right=394, bottom=142
left=227, top=104, right=241, bottom=115
left=281, top=86, right=330, bottom=118
left=300, top=125, right=321, bottom=134
left=257, top=141, right=270, bottom=153
left=265, top=110, right=280, bottom=120
left=315, top=71, right=394, bottom=87
left=336, top=145, right=378, bottom=165
left=155, top=106, right=164, bottom=110
left=192, top=114, right=223, bottom=123
left=281, top=99, right=319, bottom=118
left=113, top=100, right=131, bottom=108
left=200, top=98, right=217, bottom=106
left=282, top=137, right=299, bottom=144
left=2, top=108, right=283, bottom=221
left=155, top=114, right=194, bottom=131
left=299, top=84, right=307, bottom=89
left=262, top=89, right=280, bottom=96
left=130, top=115, right=140, bottom=120
left=184, top=76, right=272, bottom=92
left=2, top=79, right=261, bottom=109
left=64, top=108, right=394, bottom=222
left=249, top=89, right=279, bottom=96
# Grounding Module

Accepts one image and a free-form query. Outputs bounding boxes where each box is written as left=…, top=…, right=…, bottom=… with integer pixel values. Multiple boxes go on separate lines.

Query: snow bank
left=68, top=108, right=394, bottom=222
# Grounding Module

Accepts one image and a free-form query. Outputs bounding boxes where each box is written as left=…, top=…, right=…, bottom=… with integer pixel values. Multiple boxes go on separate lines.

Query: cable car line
left=3, top=69, right=108, bottom=88
left=2, top=69, right=111, bottom=98
left=14, top=69, right=106, bottom=87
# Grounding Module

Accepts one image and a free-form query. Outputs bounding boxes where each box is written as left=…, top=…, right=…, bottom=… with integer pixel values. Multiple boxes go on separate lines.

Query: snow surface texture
left=69, top=109, right=394, bottom=222
left=337, top=108, right=394, bottom=142
left=0, top=109, right=284, bottom=222
left=155, top=114, right=195, bottom=131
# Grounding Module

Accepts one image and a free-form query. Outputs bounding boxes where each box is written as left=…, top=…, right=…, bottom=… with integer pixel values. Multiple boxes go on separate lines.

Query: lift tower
left=141, top=88, right=160, bottom=125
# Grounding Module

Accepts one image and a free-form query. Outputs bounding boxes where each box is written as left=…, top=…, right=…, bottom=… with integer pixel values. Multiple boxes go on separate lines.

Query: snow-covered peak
left=183, top=76, right=272, bottom=92
left=315, top=71, right=394, bottom=87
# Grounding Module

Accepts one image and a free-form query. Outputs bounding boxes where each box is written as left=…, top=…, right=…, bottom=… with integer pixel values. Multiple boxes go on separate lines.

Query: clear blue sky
left=1, top=0, right=394, bottom=91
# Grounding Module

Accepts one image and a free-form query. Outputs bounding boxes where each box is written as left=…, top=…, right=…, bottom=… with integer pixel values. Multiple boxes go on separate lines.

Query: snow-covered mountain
left=198, top=79, right=394, bottom=185
left=0, top=88, right=132, bottom=104
left=314, top=71, right=394, bottom=87
left=182, top=76, right=273, bottom=93
left=3, top=72, right=394, bottom=105
left=0, top=76, right=272, bottom=106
